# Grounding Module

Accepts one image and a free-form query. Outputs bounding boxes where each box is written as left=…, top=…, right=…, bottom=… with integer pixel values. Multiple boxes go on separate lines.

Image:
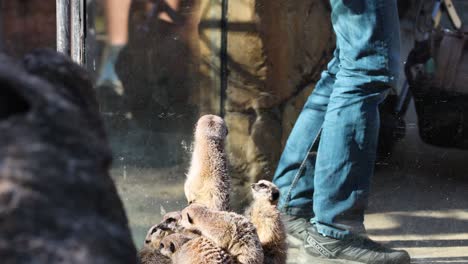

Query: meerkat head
left=144, top=211, right=183, bottom=248
left=144, top=224, right=168, bottom=249
left=194, top=115, right=228, bottom=141
left=251, top=180, right=280, bottom=204
left=159, top=233, right=191, bottom=258
left=157, top=211, right=183, bottom=232
left=179, top=203, right=208, bottom=231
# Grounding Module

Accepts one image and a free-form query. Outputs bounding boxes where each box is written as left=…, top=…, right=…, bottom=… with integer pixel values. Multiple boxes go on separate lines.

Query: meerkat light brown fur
left=180, top=204, right=264, bottom=264
left=138, top=247, right=169, bottom=264
left=138, top=211, right=193, bottom=264
left=138, top=224, right=171, bottom=264
left=185, top=115, right=230, bottom=211
left=142, top=211, right=184, bottom=250
left=160, top=233, right=234, bottom=264
left=245, top=180, right=287, bottom=264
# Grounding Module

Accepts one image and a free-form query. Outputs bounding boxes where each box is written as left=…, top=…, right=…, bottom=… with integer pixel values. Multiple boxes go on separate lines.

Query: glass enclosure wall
left=85, top=0, right=337, bottom=247
left=85, top=0, right=468, bottom=255
left=2, top=0, right=468, bottom=261
left=85, top=0, right=224, bottom=246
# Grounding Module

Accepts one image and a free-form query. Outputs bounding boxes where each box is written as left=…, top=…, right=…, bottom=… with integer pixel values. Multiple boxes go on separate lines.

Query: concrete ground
left=360, top=10, right=468, bottom=263
left=111, top=98, right=468, bottom=264
left=364, top=100, right=468, bottom=264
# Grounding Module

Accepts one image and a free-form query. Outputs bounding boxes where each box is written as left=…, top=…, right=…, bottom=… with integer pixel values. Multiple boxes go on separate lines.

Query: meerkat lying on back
left=245, top=180, right=287, bottom=264
left=180, top=204, right=264, bottom=264
left=160, top=233, right=234, bottom=264
left=185, top=115, right=230, bottom=211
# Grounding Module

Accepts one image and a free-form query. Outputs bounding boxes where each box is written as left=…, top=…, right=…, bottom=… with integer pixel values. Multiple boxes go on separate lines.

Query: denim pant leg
left=273, top=51, right=340, bottom=218
left=312, top=0, right=401, bottom=239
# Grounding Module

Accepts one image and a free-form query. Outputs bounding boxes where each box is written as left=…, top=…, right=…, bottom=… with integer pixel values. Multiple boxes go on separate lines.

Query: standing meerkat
left=245, top=180, right=287, bottom=264
left=185, top=114, right=230, bottom=211
left=160, top=233, right=234, bottom=264
left=180, top=204, right=264, bottom=264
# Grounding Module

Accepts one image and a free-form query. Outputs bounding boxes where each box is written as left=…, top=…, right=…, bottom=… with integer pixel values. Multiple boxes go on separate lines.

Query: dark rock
left=0, top=50, right=137, bottom=264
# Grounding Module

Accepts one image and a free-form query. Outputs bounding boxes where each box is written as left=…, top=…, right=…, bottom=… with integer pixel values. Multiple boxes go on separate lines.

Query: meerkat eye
left=272, top=191, right=280, bottom=201
left=170, top=242, right=176, bottom=253
left=186, top=213, right=194, bottom=224
left=150, top=227, right=158, bottom=234
left=258, top=183, right=267, bottom=188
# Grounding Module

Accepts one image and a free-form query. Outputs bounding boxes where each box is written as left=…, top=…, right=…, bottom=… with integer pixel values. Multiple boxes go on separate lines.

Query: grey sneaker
left=283, top=216, right=411, bottom=264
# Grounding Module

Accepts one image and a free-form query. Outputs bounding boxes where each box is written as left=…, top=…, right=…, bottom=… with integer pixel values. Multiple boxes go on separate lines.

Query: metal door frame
left=56, top=0, right=85, bottom=65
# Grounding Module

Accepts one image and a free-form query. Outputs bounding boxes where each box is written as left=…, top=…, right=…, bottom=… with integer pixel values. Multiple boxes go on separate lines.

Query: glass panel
left=2, top=0, right=468, bottom=262
left=83, top=1, right=468, bottom=259
left=83, top=0, right=468, bottom=259
left=85, top=0, right=222, bottom=247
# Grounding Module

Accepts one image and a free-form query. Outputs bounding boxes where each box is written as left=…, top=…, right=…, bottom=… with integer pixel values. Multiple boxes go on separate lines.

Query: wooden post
left=56, top=0, right=71, bottom=55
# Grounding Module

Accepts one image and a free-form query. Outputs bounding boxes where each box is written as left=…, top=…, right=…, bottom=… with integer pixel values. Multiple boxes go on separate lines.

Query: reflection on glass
left=2, top=0, right=468, bottom=262
left=88, top=0, right=212, bottom=247
left=80, top=0, right=468, bottom=261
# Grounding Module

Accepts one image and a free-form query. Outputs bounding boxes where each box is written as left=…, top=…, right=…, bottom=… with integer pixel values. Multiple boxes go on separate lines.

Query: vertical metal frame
left=220, top=0, right=228, bottom=117
left=56, top=0, right=85, bottom=65
left=56, top=0, right=71, bottom=55
left=0, top=0, right=4, bottom=52
left=71, top=0, right=85, bottom=64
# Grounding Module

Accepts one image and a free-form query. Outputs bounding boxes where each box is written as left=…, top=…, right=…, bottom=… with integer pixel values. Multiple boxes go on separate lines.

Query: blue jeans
left=273, top=0, right=400, bottom=239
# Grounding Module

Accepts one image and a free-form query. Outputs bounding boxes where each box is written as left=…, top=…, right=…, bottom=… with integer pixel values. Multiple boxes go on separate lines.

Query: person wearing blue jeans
left=273, top=0, right=410, bottom=263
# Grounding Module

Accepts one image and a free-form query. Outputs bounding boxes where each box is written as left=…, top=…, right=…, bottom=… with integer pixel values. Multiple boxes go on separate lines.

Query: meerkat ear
left=159, top=243, right=165, bottom=250
left=170, top=242, right=176, bottom=253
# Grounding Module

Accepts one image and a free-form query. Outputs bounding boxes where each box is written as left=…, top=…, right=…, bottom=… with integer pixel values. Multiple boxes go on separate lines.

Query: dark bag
left=408, top=27, right=468, bottom=148
left=433, top=27, right=468, bottom=94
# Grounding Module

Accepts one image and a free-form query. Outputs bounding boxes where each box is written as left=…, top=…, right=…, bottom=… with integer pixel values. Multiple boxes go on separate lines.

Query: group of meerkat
left=139, top=115, right=287, bottom=264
